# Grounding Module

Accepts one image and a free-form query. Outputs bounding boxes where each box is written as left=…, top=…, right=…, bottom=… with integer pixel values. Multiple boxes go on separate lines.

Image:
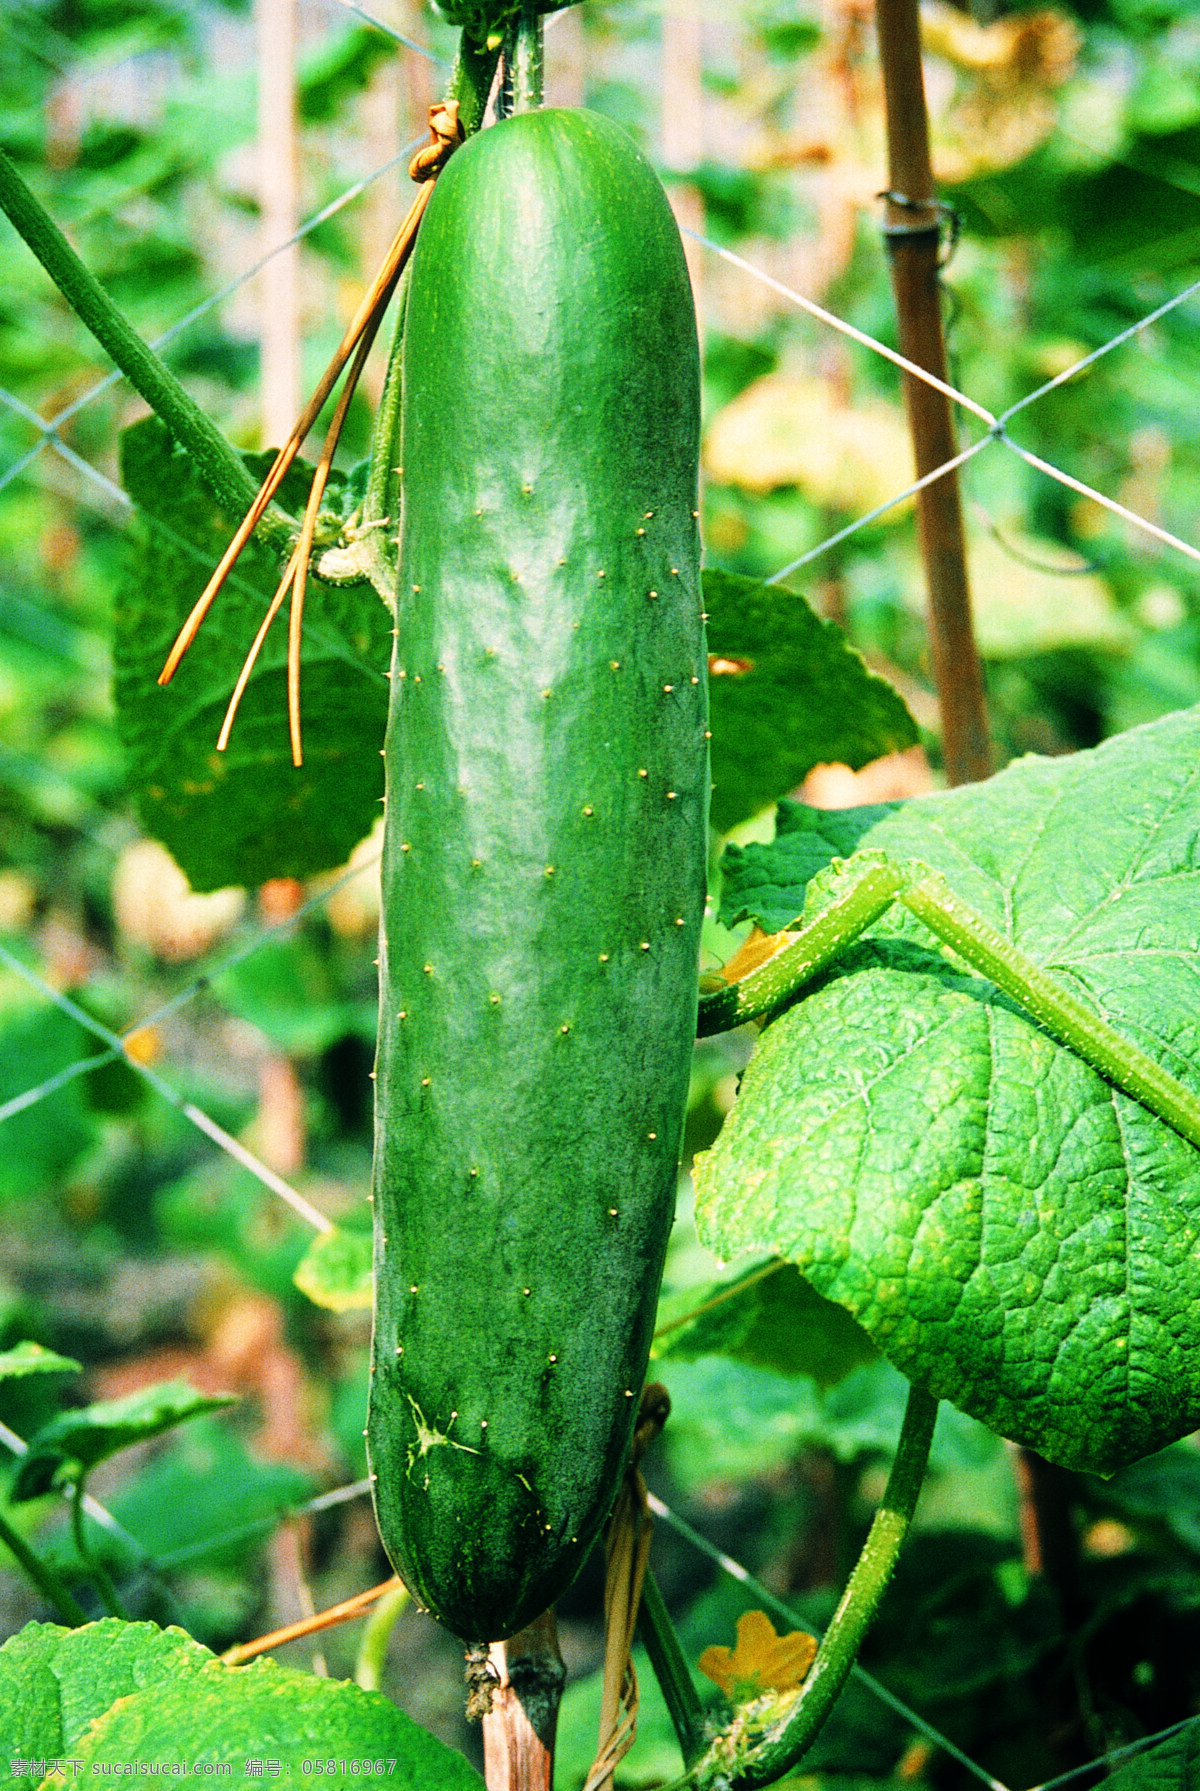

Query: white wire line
left=766, top=435, right=993, bottom=584
left=331, top=0, right=448, bottom=61
left=0, top=384, right=132, bottom=515
left=997, top=434, right=1200, bottom=567
left=0, top=849, right=382, bottom=1131
left=688, top=231, right=996, bottom=427
left=0, top=943, right=334, bottom=1235
left=997, top=272, right=1200, bottom=428
left=0, top=136, right=427, bottom=501
left=686, top=226, right=1200, bottom=576
left=0, top=1416, right=152, bottom=1561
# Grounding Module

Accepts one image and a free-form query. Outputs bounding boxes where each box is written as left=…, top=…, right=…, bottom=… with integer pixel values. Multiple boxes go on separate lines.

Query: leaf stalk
left=0, top=149, right=294, bottom=556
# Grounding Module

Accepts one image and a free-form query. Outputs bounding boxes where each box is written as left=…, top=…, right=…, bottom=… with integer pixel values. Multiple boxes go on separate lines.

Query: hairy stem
left=0, top=149, right=296, bottom=554
left=0, top=1505, right=88, bottom=1626
left=669, top=1385, right=937, bottom=1791
left=510, top=0, right=545, bottom=114
left=699, top=853, right=1200, bottom=1156
left=697, top=863, right=904, bottom=1035
left=900, top=871, right=1200, bottom=1151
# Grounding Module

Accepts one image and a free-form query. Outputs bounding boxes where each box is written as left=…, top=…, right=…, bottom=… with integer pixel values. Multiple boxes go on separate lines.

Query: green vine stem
left=509, top=0, right=545, bottom=115
left=698, top=855, right=1200, bottom=1156
left=0, top=149, right=297, bottom=555
left=669, top=1384, right=938, bottom=1791
left=71, top=1479, right=126, bottom=1620
left=0, top=1505, right=88, bottom=1626
left=354, top=1582, right=411, bottom=1692
left=900, top=872, right=1200, bottom=1151
left=638, top=1566, right=708, bottom=1767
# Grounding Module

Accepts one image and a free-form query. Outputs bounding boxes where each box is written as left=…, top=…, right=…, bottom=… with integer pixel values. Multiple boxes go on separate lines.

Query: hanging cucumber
left=366, top=107, right=707, bottom=1643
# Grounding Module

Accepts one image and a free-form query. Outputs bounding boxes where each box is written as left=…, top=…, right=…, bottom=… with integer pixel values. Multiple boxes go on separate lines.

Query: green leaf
left=113, top=416, right=390, bottom=891
left=695, top=705, right=1200, bottom=1475
left=68, top=1652, right=483, bottom=1783
left=703, top=570, right=918, bottom=835
left=653, top=1260, right=878, bottom=1387
left=2, top=1620, right=483, bottom=1785
left=0, top=1341, right=80, bottom=1381
left=1105, top=1720, right=1200, bottom=1791
left=11, top=1381, right=235, bottom=1500
left=0, top=1619, right=212, bottom=1759
left=294, top=1225, right=373, bottom=1312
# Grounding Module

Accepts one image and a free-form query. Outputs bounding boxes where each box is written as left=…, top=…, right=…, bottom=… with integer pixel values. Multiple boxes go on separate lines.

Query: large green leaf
left=1, top=1620, right=482, bottom=1785
left=1105, top=1721, right=1200, bottom=1791
left=1, top=1619, right=212, bottom=1760
left=652, top=1260, right=878, bottom=1386
left=68, top=1654, right=483, bottom=1783
left=113, top=417, right=390, bottom=891
left=695, top=705, right=1200, bottom=1475
left=703, top=570, right=918, bottom=834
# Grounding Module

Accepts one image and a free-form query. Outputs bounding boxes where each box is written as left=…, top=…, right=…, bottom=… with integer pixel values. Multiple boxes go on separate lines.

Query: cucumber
left=366, top=107, right=707, bottom=1643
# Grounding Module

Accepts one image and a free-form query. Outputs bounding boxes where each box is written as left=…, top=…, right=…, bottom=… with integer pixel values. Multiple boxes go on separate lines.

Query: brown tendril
left=160, top=101, right=464, bottom=763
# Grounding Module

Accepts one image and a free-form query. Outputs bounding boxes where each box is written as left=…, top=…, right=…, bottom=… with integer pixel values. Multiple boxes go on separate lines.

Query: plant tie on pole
left=877, top=189, right=961, bottom=263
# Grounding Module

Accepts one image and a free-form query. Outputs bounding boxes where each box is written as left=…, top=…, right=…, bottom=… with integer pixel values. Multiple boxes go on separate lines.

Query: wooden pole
left=875, top=0, right=990, bottom=785
left=661, top=0, right=705, bottom=318
left=256, top=0, right=301, bottom=445
left=480, top=1610, right=566, bottom=1791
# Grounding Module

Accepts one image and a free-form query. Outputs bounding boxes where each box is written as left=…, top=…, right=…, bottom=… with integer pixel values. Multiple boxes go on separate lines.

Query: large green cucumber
left=366, top=107, right=707, bottom=1643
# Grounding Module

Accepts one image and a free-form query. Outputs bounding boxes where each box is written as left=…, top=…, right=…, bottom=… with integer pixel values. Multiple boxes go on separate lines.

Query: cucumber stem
left=665, top=1383, right=938, bottom=1790
left=0, top=148, right=295, bottom=554
left=510, top=0, right=545, bottom=114
left=638, top=1567, right=708, bottom=1767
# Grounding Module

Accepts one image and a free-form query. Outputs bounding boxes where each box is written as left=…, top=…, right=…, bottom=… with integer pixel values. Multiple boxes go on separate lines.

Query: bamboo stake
left=875, top=0, right=990, bottom=785
left=662, top=0, right=705, bottom=318
left=480, top=1610, right=566, bottom=1791
left=256, top=0, right=301, bottom=444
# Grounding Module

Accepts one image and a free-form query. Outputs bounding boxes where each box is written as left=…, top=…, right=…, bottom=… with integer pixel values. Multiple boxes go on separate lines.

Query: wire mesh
left=2, top=0, right=1199, bottom=1781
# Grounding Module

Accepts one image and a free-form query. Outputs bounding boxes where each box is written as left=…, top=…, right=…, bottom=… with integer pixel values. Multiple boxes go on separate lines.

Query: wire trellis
left=2, top=4, right=1200, bottom=1784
